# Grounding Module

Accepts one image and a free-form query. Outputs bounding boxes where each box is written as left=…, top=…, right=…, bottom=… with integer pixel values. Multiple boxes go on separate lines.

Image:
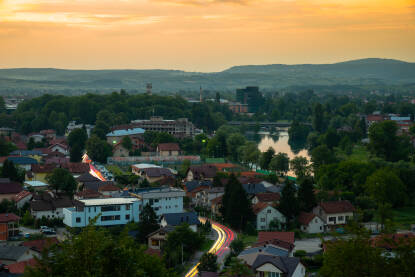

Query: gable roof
left=243, top=183, right=268, bottom=195
left=14, top=190, right=32, bottom=203
left=0, top=181, right=22, bottom=194
left=258, top=232, right=295, bottom=244
left=184, top=180, right=213, bottom=193
left=255, top=192, right=281, bottom=203
left=75, top=189, right=102, bottom=199
left=62, top=162, right=90, bottom=174
left=98, top=184, right=120, bottom=192
left=7, top=156, right=38, bottom=165
left=319, top=200, right=355, bottom=214
left=147, top=225, right=176, bottom=238
left=162, top=212, right=199, bottom=226
left=157, top=143, right=180, bottom=151
left=141, top=167, right=173, bottom=178
left=48, top=143, right=68, bottom=150
left=0, top=245, right=29, bottom=261
left=252, top=255, right=300, bottom=277
left=298, top=212, right=320, bottom=226
left=0, top=213, right=20, bottom=223
left=76, top=172, right=100, bottom=183
left=31, top=163, right=58, bottom=173
left=253, top=202, right=273, bottom=215
left=188, top=165, right=217, bottom=179
left=5, top=258, right=37, bottom=274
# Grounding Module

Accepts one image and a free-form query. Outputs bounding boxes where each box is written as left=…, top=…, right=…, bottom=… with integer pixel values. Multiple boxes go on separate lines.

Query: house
left=186, top=165, right=217, bottom=181
left=30, top=164, right=58, bottom=183
left=48, top=143, right=68, bottom=155
left=194, top=187, right=224, bottom=208
left=137, top=167, right=174, bottom=183
left=6, top=156, right=38, bottom=171
left=39, top=129, right=56, bottom=141
left=238, top=245, right=292, bottom=266
left=9, top=150, right=43, bottom=162
left=98, top=183, right=120, bottom=197
left=147, top=225, right=175, bottom=251
left=24, top=181, right=49, bottom=191
left=106, top=127, right=145, bottom=146
left=5, top=258, right=38, bottom=275
left=13, top=190, right=32, bottom=209
left=74, top=189, right=102, bottom=200
left=313, top=200, right=355, bottom=231
left=184, top=180, right=213, bottom=194
left=113, top=143, right=130, bottom=157
left=134, top=187, right=185, bottom=216
left=160, top=212, right=199, bottom=232
left=61, top=162, right=90, bottom=177
left=63, top=198, right=139, bottom=228
left=28, top=133, right=44, bottom=143
left=157, top=143, right=181, bottom=156
left=251, top=255, right=305, bottom=277
left=210, top=196, right=222, bottom=216
left=257, top=232, right=295, bottom=245
left=0, top=213, right=20, bottom=240
left=297, top=212, right=325, bottom=234
left=0, top=179, right=22, bottom=201
left=0, top=245, right=35, bottom=265
left=252, top=192, right=281, bottom=206
left=30, top=193, right=75, bottom=219
left=253, top=203, right=286, bottom=231
left=76, top=172, right=100, bottom=189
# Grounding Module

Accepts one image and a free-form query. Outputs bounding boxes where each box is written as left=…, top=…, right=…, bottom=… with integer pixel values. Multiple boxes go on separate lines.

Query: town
left=0, top=84, right=415, bottom=276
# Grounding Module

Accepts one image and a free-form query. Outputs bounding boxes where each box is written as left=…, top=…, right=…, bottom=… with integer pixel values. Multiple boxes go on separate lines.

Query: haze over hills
left=1, top=58, right=415, bottom=96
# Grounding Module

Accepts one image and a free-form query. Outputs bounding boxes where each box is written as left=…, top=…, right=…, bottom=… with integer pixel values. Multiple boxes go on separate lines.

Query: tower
left=199, top=86, right=203, bottom=102
left=146, top=83, right=152, bottom=95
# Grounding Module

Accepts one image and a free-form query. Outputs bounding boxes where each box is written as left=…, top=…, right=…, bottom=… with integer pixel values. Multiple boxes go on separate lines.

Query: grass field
left=336, top=144, right=371, bottom=162
left=392, top=207, right=415, bottom=228
left=106, top=165, right=126, bottom=176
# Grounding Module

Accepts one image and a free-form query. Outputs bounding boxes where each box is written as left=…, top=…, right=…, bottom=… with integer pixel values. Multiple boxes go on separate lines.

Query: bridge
left=228, top=121, right=292, bottom=128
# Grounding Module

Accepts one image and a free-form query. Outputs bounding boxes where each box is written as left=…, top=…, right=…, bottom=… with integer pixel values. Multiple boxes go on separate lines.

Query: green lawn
left=106, top=165, right=126, bottom=176
left=392, top=207, right=415, bottom=228
left=336, top=144, right=371, bottom=162
left=239, top=234, right=257, bottom=247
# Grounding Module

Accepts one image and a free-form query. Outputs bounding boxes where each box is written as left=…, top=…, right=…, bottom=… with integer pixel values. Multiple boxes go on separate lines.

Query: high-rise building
left=236, top=86, right=264, bottom=113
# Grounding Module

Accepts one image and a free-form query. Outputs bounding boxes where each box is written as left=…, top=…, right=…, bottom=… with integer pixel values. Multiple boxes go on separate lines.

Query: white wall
left=256, top=206, right=286, bottom=230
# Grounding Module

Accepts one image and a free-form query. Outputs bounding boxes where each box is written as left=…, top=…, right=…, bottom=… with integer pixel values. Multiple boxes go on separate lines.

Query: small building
left=160, top=211, right=199, bottom=232
left=137, top=167, right=174, bottom=183
left=210, top=196, right=222, bottom=216
left=30, top=164, right=58, bottom=183
left=297, top=212, right=325, bottom=234
left=13, top=190, right=32, bottom=209
left=147, top=225, right=175, bottom=251
left=30, top=193, right=74, bottom=219
left=0, top=245, right=35, bottom=265
left=157, top=143, right=181, bottom=157
left=6, top=156, right=38, bottom=171
left=253, top=203, right=286, bottom=231
left=0, top=178, right=23, bottom=201
left=48, top=143, right=69, bottom=155
left=0, top=213, right=20, bottom=240
left=251, top=255, right=305, bottom=277
left=252, top=192, right=281, bottom=206
left=112, top=143, right=130, bottom=157
left=24, top=181, right=49, bottom=191
left=63, top=198, right=139, bottom=228
left=134, top=187, right=185, bottom=217
left=106, top=128, right=145, bottom=146
left=98, top=183, right=120, bottom=197
left=61, top=162, right=90, bottom=178
left=186, top=165, right=217, bottom=182
left=313, top=200, right=355, bottom=231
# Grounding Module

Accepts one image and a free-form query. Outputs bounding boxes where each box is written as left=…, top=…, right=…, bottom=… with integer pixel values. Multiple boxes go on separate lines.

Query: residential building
left=39, top=129, right=56, bottom=141
left=228, top=102, right=249, bottom=114
left=160, top=212, right=199, bottom=232
left=13, top=190, right=32, bottom=209
left=194, top=187, right=224, bottom=207
left=63, top=198, right=139, bottom=228
left=0, top=245, right=36, bottom=265
left=186, top=165, right=217, bottom=181
left=48, top=143, right=69, bottom=155
left=112, top=143, right=130, bottom=157
left=133, top=187, right=185, bottom=217
left=252, top=192, right=281, bottom=206
left=131, top=116, right=196, bottom=138
left=30, top=193, right=74, bottom=219
left=257, top=232, right=295, bottom=245
left=238, top=245, right=291, bottom=266
left=253, top=203, right=286, bottom=230
left=297, top=212, right=324, bottom=234
left=65, top=121, right=94, bottom=137
left=157, top=143, right=181, bottom=156
left=134, top=167, right=174, bottom=183
left=6, top=156, right=38, bottom=171
left=251, top=255, right=305, bottom=277
left=210, top=196, right=222, bottom=216
left=30, top=164, right=58, bottom=183
left=0, top=178, right=23, bottom=201
left=106, top=127, right=145, bottom=146
left=61, top=162, right=90, bottom=177
left=24, top=181, right=48, bottom=191
left=147, top=225, right=175, bottom=251
left=98, top=183, right=120, bottom=197
left=313, top=200, right=355, bottom=231
left=0, top=213, right=20, bottom=240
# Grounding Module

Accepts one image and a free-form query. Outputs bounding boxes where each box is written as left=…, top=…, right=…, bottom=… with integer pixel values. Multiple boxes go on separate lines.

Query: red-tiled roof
left=14, top=190, right=32, bottom=203
left=62, top=162, right=90, bottom=174
left=252, top=202, right=270, bottom=215
left=22, top=237, right=59, bottom=252
left=98, top=184, right=120, bottom=192
left=297, top=212, right=317, bottom=226
left=257, top=231, right=295, bottom=244
left=371, top=233, right=415, bottom=250
left=157, top=143, right=180, bottom=151
left=239, top=171, right=264, bottom=178
left=75, top=189, right=102, bottom=199
left=253, top=238, right=295, bottom=252
left=48, top=143, right=68, bottom=150
left=367, top=115, right=384, bottom=122
left=320, top=200, right=355, bottom=214
left=255, top=192, right=280, bottom=203
left=210, top=163, right=239, bottom=172
left=6, top=258, right=38, bottom=274
left=31, top=163, right=58, bottom=173
left=0, top=213, right=20, bottom=223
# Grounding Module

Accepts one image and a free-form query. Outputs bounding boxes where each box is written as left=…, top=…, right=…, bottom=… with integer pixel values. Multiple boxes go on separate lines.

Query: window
left=151, top=239, right=159, bottom=246
left=261, top=218, right=266, bottom=222
left=154, top=199, right=159, bottom=203
left=76, top=217, right=81, bottom=223
left=126, top=204, right=131, bottom=210
left=101, top=205, right=121, bottom=212
left=126, top=215, right=130, bottom=220
left=315, top=219, right=318, bottom=223
left=320, top=226, right=322, bottom=230
left=338, top=216, right=344, bottom=221
left=270, top=273, right=280, bottom=277
left=88, top=207, right=91, bottom=212
left=101, top=215, right=121, bottom=221
left=328, top=217, right=336, bottom=222
left=267, top=209, right=272, bottom=213
left=94, top=207, right=96, bottom=212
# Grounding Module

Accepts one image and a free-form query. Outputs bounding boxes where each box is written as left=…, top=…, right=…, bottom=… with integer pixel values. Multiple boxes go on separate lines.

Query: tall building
left=131, top=116, right=197, bottom=138
left=236, top=86, right=264, bottom=113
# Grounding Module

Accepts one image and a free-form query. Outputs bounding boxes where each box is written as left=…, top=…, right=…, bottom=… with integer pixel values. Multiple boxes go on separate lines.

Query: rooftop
left=0, top=213, right=20, bottom=223
left=162, top=212, right=199, bottom=226
left=78, top=197, right=138, bottom=206
left=258, top=231, right=295, bottom=244
left=319, top=200, right=355, bottom=214
left=106, top=127, right=145, bottom=137
left=157, top=143, right=180, bottom=151
left=24, top=180, right=48, bottom=187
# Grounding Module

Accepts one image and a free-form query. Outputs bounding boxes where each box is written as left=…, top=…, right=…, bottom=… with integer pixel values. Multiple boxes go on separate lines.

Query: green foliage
left=229, top=238, right=244, bottom=256
left=223, top=257, right=253, bottom=277
left=0, top=136, right=16, bottom=156
left=68, top=128, right=88, bottom=162
left=46, top=168, right=77, bottom=197
left=312, top=103, right=325, bottom=133
left=279, top=181, right=299, bottom=223
left=311, top=145, right=336, bottom=169
left=226, top=133, right=246, bottom=161
left=1, top=159, right=25, bottom=183
left=288, top=120, right=311, bottom=141
left=22, top=210, right=35, bottom=226
left=269, top=152, right=290, bottom=176
left=238, top=141, right=260, bottom=169
left=121, top=136, right=133, bottom=151
left=259, top=147, right=275, bottom=170
left=24, top=223, right=177, bottom=277
left=290, top=156, right=310, bottom=179
left=135, top=204, right=159, bottom=243
left=220, top=174, right=255, bottom=230
left=197, top=253, right=218, bottom=273
left=0, top=199, right=17, bottom=214
left=86, top=135, right=113, bottom=164
left=298, top=177, right=317, bottom=212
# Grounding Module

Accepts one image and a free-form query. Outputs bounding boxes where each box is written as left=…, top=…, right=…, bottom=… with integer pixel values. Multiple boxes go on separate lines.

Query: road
left=185, top=220, right=235, bottom=277
left=82, top=153, right=107, bottom=181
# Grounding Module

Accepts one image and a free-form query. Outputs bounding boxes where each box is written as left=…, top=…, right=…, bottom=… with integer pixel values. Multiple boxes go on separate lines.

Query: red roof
left=371, top=233, right=415, bottom=250
left=48, top=143, right=68, bottom=150
left=252, top=202, right=271, bottom=215
left=62, top=162, right=90, bottom=174
left=75, top=189, right=102, bottom=199
left=239, top=171, right=264, bottom=178
left=6, top=258, right=38, bottom=274
left=367, top=115, right=384, bottom=122
left=257, top=231, right=295, bottom=244
left=157, top=143, right=180, bottom=151
left=0, top=181, right=22, bottom=194
left=0, top=213, right=20, bottom=223
left=319, top=200, right=355, bottom=214
left=22, top=237, right=59, bottom=252
left=31, top=163, right=58, bottom=173
left=298, top=212, right=317, bottom=226
left=98, top=184, right=120, bottom=192
left=255, top=192, right=280, bottom=203
left=14, top=190, right=32, bottom=203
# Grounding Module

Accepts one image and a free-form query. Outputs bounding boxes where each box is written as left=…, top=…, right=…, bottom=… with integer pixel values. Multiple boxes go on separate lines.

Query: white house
left=133, top=187, right=185, bottom=216
left=253, top=203, right=286, bottom=231
left=13, top=191, right=32, bottom=209
left=313, top=200, right=355, bottom=231
left=297, top=212, right=325, bottom=234
left=63, top=198, right=139, bottom=227
left=30, top=194, right=74, bottom=219
left=48, top=143, right=69, bottom=155
left=252, top=255, right=306, bottom=277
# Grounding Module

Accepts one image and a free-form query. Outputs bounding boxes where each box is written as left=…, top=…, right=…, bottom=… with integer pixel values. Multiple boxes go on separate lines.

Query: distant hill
left=1, top=58, right=414, bottom=95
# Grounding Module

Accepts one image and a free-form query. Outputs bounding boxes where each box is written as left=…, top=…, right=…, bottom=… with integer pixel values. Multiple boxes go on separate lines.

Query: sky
left=0, top=0, right=414, bottom=72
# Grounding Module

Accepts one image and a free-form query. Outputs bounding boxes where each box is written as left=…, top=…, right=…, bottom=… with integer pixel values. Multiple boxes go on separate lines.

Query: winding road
left=185, top=220, right=235, bottom=277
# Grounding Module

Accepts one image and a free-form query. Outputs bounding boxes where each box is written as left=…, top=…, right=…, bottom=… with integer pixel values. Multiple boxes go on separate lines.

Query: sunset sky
left=1, top=0, right=414, bottom=71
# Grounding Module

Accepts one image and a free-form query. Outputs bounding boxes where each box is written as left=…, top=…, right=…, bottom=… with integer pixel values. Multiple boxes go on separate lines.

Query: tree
left=68, top=128, right=88, bottom=162
left=121, top=136, right=133, bottom=152
left=25, top=222, right=177, bottom=277
left=368, top=120, right=412, bottom=162
left=136, top=204, right=159, bottom=243
left=290, top=156, right=310, bottom=179
left=0, top=137, right=16, bottom=156
left=46, top=168, right=77, bottom=197
left=223, top=257, right=253, bottom=277
left=197, top=253, right=218, bottom=272
left=269, top=152, right=290, bottom=176
left=278, top=181, right=299, bottom=224
left=229, top=238, right=244, bottom=256
left=86, top=135, right=113, bottom=164
left=311, top=145, right=336, bottom=169
left=220, top=174, right=255, bottom=230
left=365, top=169, right=406, bottom=207
left=226, top=133, right=246, bottom=161
left=297, top=177, right=316, bottom=212
left=1, top=159, right=24, bottom=183
left=215, top=92, right=221, bottom=103
left=312, top=103, right=324, bottom=133
left=259, top=147, right=275, bottom=170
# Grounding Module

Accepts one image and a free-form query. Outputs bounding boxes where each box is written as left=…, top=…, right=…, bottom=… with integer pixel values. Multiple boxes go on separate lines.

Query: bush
left=294, top=250, right=307, bottom=257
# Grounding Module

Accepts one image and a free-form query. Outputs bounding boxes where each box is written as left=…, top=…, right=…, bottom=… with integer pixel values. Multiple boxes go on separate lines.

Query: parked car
left=40, top=226, right=56, bottom=235
left=24, top=233, right=31, bottom=238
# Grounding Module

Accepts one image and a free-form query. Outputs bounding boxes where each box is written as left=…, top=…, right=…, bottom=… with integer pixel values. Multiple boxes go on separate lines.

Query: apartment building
left=131, top=116, right=196, bottom=138
left=132, top=187, right=185, bottom=216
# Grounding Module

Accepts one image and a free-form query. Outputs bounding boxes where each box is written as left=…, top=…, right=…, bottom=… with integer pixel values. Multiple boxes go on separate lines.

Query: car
left=24, top=233, right=31, bottom=238
left=40, top=227, right=56, bottom=235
